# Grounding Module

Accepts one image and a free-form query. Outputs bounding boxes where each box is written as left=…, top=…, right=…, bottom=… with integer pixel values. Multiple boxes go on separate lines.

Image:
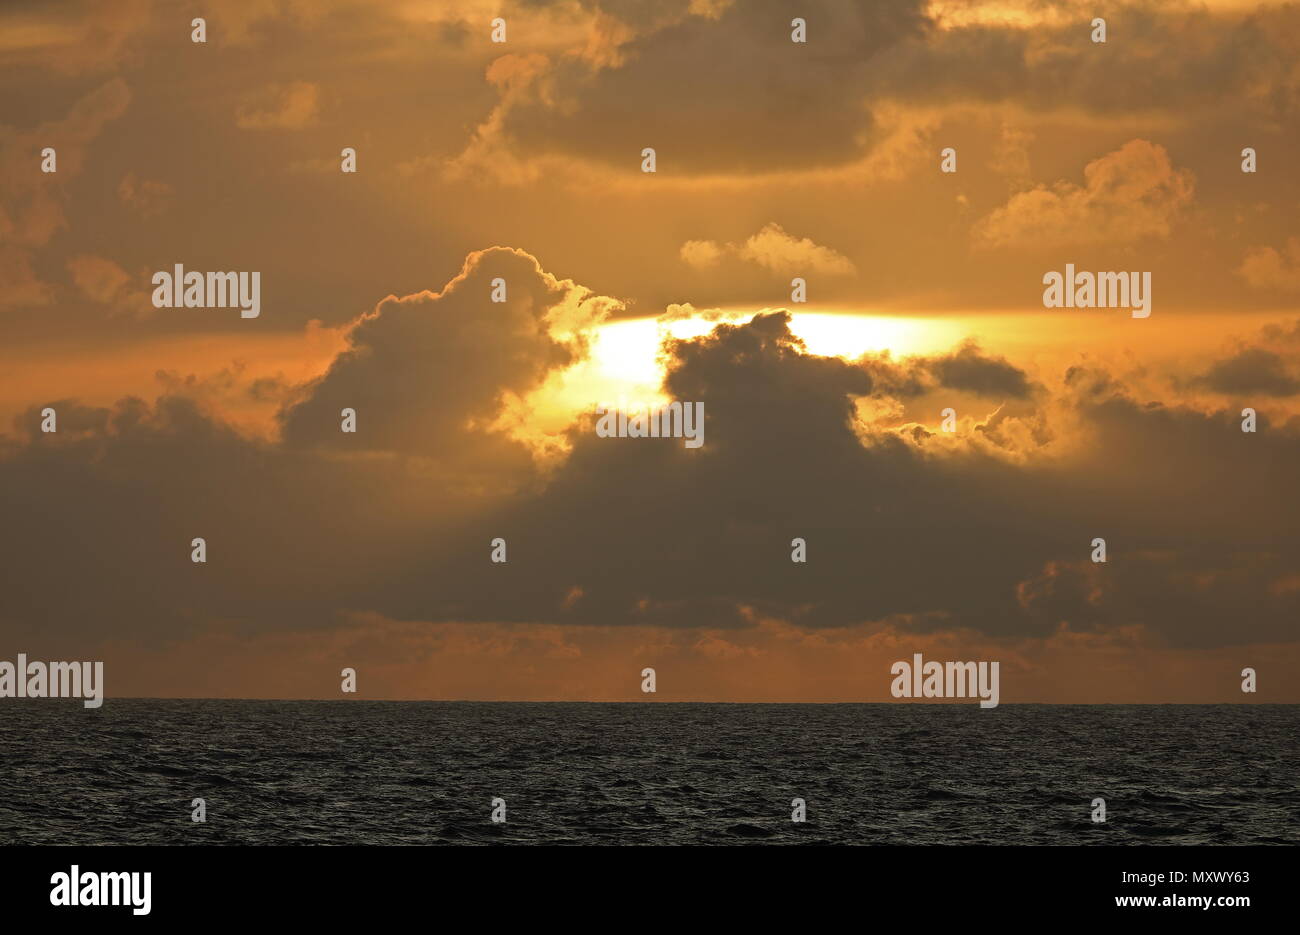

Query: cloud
left=0, top=0, right=151, bottom=74
left=448, top=0, right=1300, bottom=188
left=337, top=302, right=1297, bottom=646
left=278, top=246, right=620, bottom=470
left=974, top=140, right=1194, bottom=249
left=66, top=254, right=150, bottom=319
left=679, top=239, right=724, bottom=269
left=681, top=223, right=856, bottom=276
left=0, top=77, right=130, bottom=311
left=449, top=0, right=933, bottom=180
left=735, top=223, right=858, bottom=275
left=0, top=77, right=130, bottom=248
left=924, top=340, right=1034, bottom=399
left=1238, top=238, right=1300, bottom=292
left=235, top=81, right=321, bottom=129
left=1191, top=348, right=1300, bottom=398
left=853, top=341, right=1035, bottom=404
left=2, top=262, right=1298, bottom=654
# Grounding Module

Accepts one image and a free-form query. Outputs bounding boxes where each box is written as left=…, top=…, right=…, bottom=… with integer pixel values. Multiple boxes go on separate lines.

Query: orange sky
left=2, top=0, right=1298, bottom=701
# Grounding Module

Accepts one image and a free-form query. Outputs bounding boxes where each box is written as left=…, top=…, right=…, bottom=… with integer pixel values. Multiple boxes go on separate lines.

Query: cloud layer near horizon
left=3, top=248, right=1297, bottom=688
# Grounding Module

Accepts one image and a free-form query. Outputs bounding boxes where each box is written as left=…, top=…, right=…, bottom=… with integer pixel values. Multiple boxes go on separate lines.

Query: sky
left=1, top=0, right=1298, bottom=701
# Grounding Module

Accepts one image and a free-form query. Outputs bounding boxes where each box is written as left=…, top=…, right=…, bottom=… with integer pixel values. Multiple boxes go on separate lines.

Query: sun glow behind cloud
left=587, top=310, right=963, bottom=388
left=492, top=310, right=944, bottom=455
left=503, top=310, right=967, bottom=448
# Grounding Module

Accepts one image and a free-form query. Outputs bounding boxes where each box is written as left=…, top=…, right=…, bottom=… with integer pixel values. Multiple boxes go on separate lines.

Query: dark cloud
left=1018, top=549, right=1300, bottom=647
left=924, top=340, right=1033, bottom=399
left=12, top=399, right=110, bottom=437
left=481, top=0, right=931, bottom=174
left=411, top=311, right=1296, bottom=648
left=0, top=392, right=497, bottom=648
left=851, top=341, right=1033, bottom=402
left=1192, top=347, right=1300, bottom=397
left=474, top=0, right=1300, bottom=175
left=878, top=2, right=1300, bottom=118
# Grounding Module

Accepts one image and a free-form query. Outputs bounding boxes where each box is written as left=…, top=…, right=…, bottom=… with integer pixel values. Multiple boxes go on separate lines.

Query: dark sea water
left=0, top=701, right=1296, bottom=845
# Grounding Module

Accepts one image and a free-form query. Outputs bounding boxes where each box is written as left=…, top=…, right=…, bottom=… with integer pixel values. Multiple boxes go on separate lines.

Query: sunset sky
left=2, top=0, right=1298, bottom=701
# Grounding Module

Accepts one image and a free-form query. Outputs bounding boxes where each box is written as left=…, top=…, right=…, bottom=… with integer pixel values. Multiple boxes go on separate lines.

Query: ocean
left=1, top=701, right=1295, bottom=845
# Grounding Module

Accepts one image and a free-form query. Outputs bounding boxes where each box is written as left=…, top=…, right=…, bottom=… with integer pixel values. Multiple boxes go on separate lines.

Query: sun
left=506, top=308, right=966, bottom=448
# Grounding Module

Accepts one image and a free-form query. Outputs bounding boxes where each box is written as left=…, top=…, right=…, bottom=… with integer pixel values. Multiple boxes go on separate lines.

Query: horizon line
left=31, top=698, right=1297, bottom=706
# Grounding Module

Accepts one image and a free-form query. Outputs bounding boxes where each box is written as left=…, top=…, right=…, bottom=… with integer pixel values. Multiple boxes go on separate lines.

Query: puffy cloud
left=735, top=223, right=857, bottom=276
left=679, top=239, right=724, bottom=269
left=681, top=223, right=856, bottom=276
left=974, top=140, right=1194, bottom=249
left=278, top=247, right=620, bottom=469
left=1238, top=238, right=1300, bottom=292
